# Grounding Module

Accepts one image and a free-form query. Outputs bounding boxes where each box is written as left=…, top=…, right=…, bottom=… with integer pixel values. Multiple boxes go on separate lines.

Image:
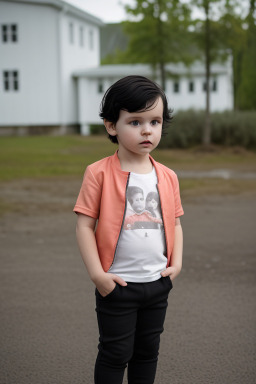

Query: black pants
left=94, top=276, right=173, bottom=384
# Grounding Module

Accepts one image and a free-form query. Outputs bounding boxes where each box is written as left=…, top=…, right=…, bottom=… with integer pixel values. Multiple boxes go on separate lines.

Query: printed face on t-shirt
left=146, top=198, right=158, bottom=210
left=130, top=192, right=145, bottom=213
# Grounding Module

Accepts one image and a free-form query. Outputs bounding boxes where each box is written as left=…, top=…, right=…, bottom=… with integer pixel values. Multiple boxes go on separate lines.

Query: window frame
left=89, top=29, right=94, bottom=50
left=1, top=24, right=18, bottom=43
left=3, top=70, right=19, bottom=92
left=97, top=79, right=104, bottom=94
left=188, top=80, right=194, bottom=93
left=69, top=22, right=74, bottom=44
left=79, top=25, right=84, bottom=47
left=212, top=78, right=217, bottom=92
left=173, top=80, right=180, bottom=93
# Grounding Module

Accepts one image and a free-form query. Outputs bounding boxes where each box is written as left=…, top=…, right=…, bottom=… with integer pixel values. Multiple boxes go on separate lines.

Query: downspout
left=56, top=5, right=66, bottom=132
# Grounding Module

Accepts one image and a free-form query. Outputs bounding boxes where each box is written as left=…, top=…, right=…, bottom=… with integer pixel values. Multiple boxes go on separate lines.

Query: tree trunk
left=203, top=0, right=211, bottom=146
left=159, top=62, right=166, bottom=91
left=156, top=0, right=166, bottom=90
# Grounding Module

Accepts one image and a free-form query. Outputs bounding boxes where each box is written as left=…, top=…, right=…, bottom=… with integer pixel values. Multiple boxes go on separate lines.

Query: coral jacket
left=74, top=151, right=184, bottom=272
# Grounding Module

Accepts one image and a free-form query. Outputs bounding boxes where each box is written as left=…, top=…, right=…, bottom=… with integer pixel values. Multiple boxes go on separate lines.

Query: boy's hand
left=94, top=272, right=127, bottom=297
left=161, top=266, right=181, bottom=281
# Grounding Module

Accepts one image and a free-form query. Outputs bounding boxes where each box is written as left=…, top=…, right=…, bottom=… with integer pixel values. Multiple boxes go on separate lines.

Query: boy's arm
left=161, top=217, right=183, bottom=281
left=76, top=213, right=127, bottom=296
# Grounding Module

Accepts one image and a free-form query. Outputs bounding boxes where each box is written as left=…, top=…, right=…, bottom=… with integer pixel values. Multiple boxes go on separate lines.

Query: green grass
left=0, top=136, right=114, bottom=181
left=0, top=135, right=256, bottom=182
left=0, top=136, right=255, bottom=217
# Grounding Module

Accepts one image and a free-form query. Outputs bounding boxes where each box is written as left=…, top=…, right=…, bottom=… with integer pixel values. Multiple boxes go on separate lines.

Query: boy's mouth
left=140, top=140, right=152, bottom=144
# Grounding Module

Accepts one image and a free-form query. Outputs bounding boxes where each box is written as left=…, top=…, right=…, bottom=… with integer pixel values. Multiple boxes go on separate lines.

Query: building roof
left=74, top=64, right=153, bottom=78
left=73, top=61, right=230, bottom=79
left=2, top=0, right=104, bottom=26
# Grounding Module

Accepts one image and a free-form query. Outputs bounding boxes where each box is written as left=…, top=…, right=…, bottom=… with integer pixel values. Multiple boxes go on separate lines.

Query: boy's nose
left=142, top=124, right=152, bottom=134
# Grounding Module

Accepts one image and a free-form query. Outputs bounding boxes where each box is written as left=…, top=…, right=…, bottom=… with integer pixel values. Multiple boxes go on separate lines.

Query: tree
left=217, top=1, right=249, bottom=110
left=191, top=0, right=228, bottom=146
left=121, top=0, right=192, bottom=90
left=237, top=0, right=256, bottom=109
left=214, top=0, right=256, bottom=110
left=105, top=0, right=254, bottom=145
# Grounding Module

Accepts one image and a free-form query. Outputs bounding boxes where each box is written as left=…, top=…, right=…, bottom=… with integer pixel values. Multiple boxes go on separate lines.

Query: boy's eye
left=151, top=120, right=159, bottom=126
left=130, top=120, right=140, bottom=126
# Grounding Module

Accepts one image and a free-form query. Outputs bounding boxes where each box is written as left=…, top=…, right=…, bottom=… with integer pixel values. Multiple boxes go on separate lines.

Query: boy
left=74, top=75, right=184, bottom=384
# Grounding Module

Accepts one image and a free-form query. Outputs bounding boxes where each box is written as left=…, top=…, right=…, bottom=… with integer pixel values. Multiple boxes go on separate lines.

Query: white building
left=75, top=61, right=234, bottom=135
left=0, top=0, right=233, bottom=135
left=0, top=0, right=103, bottom=134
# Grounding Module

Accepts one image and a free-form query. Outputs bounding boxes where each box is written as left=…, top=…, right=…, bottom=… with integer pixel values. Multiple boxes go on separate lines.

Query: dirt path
left=0, top=178, right=255, bottom=384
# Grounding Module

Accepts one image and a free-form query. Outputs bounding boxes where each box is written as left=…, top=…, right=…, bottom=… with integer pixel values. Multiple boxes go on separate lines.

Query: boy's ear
left=104, top=119, right=117, bottom=137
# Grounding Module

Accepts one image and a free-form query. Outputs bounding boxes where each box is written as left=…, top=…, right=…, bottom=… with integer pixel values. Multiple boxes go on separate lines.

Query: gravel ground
left=0, top=178, right=255, bottom=384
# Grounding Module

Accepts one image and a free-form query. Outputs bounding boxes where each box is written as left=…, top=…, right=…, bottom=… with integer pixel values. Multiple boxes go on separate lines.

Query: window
left=188, top=81, right=194, bottom=93
left=11, top=25, right=17, bottom=42
left=3, top=70, right=19, bottom=91
left=203, top=79, right=217, bottom=92
left=89, top=29, right=94, bottom=50
left=13, top=71, right=19, bottom=90
left=1, top=24, right=18, bottom=43
left=69, top=22, right=74, bottom=44
left=2, top=25, right=7, bottom=42
left=3, top=71, right=9, bottom=90
left=98, top=80, right=104, bottom=93
left=212, top=79, right=217, bottom=92
left=79, top=26, right=84, bottom=47
left=173, top=81, right=179, bottom=93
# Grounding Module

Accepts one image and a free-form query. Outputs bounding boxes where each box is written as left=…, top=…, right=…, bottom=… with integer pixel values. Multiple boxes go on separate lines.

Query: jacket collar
left=111, top=150, right=163, bottom=182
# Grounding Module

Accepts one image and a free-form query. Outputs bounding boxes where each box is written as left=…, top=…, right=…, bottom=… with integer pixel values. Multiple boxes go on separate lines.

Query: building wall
left=59, top=12, right=100, bottom=124
left=78, top=78, right=104, bottom=125
left=0, top=1, right=60, bottom=125
left=77, top=69, right=234, bottom=133
left=166, top=74, right=233, bottom=112
left=0, top=1, right=101, bottom=128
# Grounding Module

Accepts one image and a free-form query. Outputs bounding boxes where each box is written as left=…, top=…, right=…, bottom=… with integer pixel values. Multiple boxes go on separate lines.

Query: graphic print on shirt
left=109, top=168, right=167, bottom=282
left=124, top=186, right=163, bottom=231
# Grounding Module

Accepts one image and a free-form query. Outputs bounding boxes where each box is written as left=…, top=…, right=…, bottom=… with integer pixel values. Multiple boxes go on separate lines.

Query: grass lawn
left=1, top=135, right=256, bottom=182
left=0, top=136, right=256, bottom=208
left=0, top=135, right=114, bottom=181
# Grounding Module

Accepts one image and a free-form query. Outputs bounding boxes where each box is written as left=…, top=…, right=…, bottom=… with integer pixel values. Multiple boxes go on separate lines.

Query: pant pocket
left=96, top=283, right=119, bottom=300
left=163, top=276, right=173, bottom=290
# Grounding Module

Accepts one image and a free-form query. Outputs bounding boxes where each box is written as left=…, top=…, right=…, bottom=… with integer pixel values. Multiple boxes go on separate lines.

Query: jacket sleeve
left=173, top=172, right=184, bottom=218
left=73, top=166, right=101, bottom=219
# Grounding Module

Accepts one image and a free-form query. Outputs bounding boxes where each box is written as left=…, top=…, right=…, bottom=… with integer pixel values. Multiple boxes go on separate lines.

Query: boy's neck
left=117, top=150, right=153, bottom=174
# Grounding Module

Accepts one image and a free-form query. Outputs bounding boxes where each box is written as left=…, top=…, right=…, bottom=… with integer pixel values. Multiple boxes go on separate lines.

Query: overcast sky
left=65, top=0, right=248, bottom=24
left=66, top=0, right=136, bottom=23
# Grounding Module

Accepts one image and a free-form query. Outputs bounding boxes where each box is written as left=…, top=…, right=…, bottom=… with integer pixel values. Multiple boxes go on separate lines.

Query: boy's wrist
left=90, top=271, right=106, bottom=285
left=169, top=265, right=182, bottom=279
left=173, top=266, right=182, bottom=276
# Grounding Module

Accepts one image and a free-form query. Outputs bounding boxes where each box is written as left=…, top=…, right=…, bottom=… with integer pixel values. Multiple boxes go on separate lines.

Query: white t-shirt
left=108, top=167, right=167, bottom=282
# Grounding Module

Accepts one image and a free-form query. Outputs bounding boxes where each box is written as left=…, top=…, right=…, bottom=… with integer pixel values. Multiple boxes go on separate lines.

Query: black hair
left=99, top=75, right=173, bottom=143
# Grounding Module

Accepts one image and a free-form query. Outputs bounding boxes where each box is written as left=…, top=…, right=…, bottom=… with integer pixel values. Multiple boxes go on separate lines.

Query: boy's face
left=105, top=97, right=163, bottom=158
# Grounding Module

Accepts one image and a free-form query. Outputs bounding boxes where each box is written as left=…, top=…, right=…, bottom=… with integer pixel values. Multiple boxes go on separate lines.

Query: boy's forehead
left=121, top=97, right=163, bottom=117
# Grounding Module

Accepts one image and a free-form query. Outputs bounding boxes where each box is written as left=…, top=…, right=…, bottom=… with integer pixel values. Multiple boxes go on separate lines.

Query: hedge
left=90, top=110, right=256, bottom=149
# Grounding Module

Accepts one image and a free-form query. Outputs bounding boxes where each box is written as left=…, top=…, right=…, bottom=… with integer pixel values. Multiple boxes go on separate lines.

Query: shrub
left=90, top=111, right=256, bottom=150
left=158, top=110, right=256, bottom=149
left=90, top=124, right=105, bottom=135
